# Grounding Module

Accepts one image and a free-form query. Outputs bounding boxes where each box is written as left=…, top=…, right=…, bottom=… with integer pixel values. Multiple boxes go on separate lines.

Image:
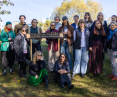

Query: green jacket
left=1, top=30, right=15, bottom=51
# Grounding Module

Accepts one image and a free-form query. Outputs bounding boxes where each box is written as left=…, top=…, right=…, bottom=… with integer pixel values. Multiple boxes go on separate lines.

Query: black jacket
left=13, top=33, right=30, bottom=61
left=74, top=28, right=90, bottom=50
left=29, top=60, right=46, bottom=76
left=106, top=29, right=117, bottom=51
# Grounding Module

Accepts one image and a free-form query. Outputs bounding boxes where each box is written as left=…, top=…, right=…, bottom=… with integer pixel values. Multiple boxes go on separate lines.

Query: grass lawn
left=0, top=41, right=117, bottom=97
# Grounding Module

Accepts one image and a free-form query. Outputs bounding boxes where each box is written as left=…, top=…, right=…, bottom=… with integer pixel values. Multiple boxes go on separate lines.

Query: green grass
left=0, top=41, right=117, bottom=97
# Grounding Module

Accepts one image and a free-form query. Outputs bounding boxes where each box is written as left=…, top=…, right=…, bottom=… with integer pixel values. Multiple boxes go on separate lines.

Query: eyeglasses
left=51, top=25, right=55, bottom=26
left=22, top=30, right=26, bottom=32
left=55, top=19, right=59, bottom=20
left=80, top=22, right=85, bottom=23
left=38, top=55, right=42, bottom=56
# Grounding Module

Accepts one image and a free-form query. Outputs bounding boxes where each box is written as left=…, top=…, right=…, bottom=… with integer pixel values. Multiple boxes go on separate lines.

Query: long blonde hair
left=32, top=51, right=44, bottom=65
left=4, top=25, right=13, bottom=33
left=97, top=12, right=104, bottom=24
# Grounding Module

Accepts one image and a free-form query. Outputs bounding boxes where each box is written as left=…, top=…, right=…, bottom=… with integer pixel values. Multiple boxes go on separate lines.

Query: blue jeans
left=60, top=41, right=72, bottom=70
left=73, top=47, right=88, bottom=74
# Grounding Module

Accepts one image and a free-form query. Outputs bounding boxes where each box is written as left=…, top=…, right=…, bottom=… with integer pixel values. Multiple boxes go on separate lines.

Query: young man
left=59, top=16, right=74, bottom=70
left=71, top=15, right=79, bottom=61
left=71, top=15, right=79, bottom=30
left=14, top=15, right=29, bottom=35
left=28, top=19, right=42, bottom=55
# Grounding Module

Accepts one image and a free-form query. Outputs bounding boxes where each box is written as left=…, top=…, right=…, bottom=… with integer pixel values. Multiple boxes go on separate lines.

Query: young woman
left=84, top=12, right=93, bottom=29
left=14, top=26, right=30, bottom=78
left=59, top=16, right=74, bottom=70
left=106, top=22, right=117, bottom=81
left=1, top=21, right=15, bottom=75
left=28, top=51, right=48, bottom=87
left=108, top=15, right=117, bottom=28
left=46, top=22, right=59, bottom=73
left=111, top=15, right=117, bottom=23
left=28, top=19, right=42, bottom=55
left=90, top=12, right=107, bottom=34
left=72, top=19, right=90, bottom=78
left=89, top=20, right=106, bottom=77
left=54, top=53, right=74, bottom=90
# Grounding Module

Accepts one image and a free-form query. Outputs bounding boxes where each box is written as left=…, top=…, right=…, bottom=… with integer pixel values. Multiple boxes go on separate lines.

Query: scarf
left=107, top=28, right=117, bottom=41
left=7, top=28, right=11, bottom=32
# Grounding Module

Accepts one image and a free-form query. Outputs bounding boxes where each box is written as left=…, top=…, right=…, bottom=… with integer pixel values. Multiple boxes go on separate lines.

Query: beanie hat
left=6, top=21, right=12, bottom=26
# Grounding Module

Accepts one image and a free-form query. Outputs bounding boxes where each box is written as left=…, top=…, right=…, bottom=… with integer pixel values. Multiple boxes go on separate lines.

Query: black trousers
left=18, top=54, right=28, bottom=76
left=32, top=41, right=42, bottom=55
left=1, top=50, right=15, bottom=69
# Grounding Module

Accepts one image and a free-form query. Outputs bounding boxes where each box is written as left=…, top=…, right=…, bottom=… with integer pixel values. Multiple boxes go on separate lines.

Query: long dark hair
left=58, top=53, right=68, bottom=64
left=94, top=20, right=105, bottom=36
left=84, top=12, right=93, bottom=23
left=61, top=21, right=70, bottom=31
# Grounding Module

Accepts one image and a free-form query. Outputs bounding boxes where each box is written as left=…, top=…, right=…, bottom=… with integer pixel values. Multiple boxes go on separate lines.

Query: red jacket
left=46, top=29, right=58, bottom=51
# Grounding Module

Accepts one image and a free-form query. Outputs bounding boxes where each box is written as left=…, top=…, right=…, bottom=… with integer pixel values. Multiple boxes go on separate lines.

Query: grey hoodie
left=55, top=22, right=62, bottom=30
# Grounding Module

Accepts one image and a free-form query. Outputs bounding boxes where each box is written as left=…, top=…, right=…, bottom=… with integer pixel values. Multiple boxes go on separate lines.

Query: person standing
left=71, top=15, right=79, bottom=30
left=72, top=19, right=90, bottom=78
left=46, top=22, right=59, bottom=73
left=84, top=12, right=93, bottom=29
left=90, top=12, right=107, bottom=60
left=14, top=15, right=29, bottom=35
left=89, top=20, right=106, bottom=77
left=90, top=12, right=107, bottom=33
left=54, top=16, right=62, bottom=30
left=59, top=16, right=74, bottom=70
left=28, top=19, right=42, bottom=55
left=14, top=26, right=30, bottom=78
left=71, top=15, right=79, bottom=61
left=106, top=22, right=117, bottom=81
left=108, top=15, right=117, bottom=28
left=1, top=21, right=15, bottom=75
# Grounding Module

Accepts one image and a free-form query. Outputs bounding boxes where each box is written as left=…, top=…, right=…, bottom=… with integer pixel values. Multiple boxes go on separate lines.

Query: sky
left=0, top=0, right=117, bottom=26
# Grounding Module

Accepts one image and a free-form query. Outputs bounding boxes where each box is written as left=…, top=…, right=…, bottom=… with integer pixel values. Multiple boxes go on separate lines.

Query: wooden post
left=58, top=39, right=60, bottom=56
left=30, top=39, right=32, bottom=61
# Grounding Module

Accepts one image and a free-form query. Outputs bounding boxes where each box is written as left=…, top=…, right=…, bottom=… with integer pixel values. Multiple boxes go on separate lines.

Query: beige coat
left=14, top=22, right=29, bottom=35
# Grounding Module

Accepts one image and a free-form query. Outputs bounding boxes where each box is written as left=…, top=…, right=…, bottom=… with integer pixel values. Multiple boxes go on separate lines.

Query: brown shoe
left=112, top=77, right=117, bottom=81
left=108, top=74, right=114, bottom=78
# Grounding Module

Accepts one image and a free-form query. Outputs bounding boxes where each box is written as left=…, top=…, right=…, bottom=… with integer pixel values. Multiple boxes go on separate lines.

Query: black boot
left=68, top=84, right=74, bottom=90
left=81, top=73, right=85, bottom=78
left=44, top=75, right=49, bottom=88
left=93, top=73, right=97, bottom=77
left=96, top=73, right=100, bottom=77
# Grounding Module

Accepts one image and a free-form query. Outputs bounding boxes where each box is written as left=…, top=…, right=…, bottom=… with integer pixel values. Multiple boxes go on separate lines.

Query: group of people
left=0, top=12, right=117, bottom=90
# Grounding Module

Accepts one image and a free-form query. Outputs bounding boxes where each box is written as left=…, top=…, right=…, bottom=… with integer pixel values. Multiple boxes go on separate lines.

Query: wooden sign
left=25, top=32, right=64, bottom=39
left=25, top=32, right=64, bottom=61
